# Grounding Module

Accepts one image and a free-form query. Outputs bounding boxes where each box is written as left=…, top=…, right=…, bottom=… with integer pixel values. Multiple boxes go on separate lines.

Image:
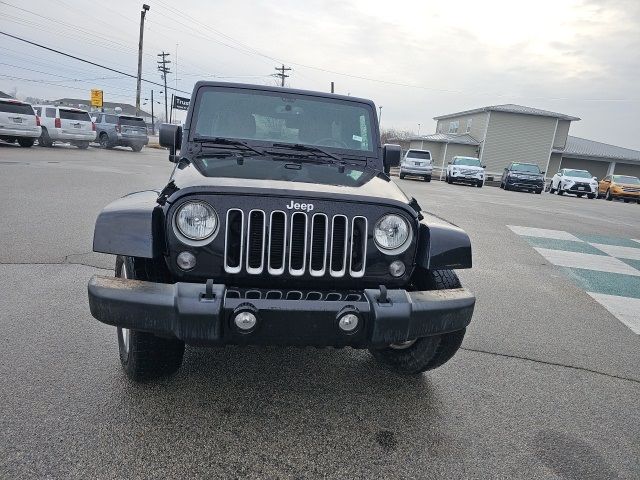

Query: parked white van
left=34, top=105, right=96, bottom=149
left=0, top=99, right=41, bottom=148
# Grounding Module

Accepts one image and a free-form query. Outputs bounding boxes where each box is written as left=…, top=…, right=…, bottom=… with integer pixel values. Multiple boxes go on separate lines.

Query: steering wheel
left=314, top=138, right=349, bottom=148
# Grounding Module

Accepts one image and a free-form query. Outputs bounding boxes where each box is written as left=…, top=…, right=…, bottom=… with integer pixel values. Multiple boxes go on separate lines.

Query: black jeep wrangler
left=88, top=82, right=475, bottom=381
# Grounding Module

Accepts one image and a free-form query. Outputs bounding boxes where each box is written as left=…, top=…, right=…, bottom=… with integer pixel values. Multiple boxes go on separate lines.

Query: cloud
left=0, top=0, right=638, bottom=148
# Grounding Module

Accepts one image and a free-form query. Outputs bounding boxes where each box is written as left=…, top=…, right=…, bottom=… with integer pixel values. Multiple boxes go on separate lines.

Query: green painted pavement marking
left=572, top=233, right=640, bottom=248
left=520, top=236, right=607, bottom=255
left=620, top=258, right=640, bottom=272
left=562, top=267, right=640, bottom=300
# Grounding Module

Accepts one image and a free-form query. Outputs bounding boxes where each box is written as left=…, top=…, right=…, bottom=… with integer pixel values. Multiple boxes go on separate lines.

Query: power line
left=0, top=31, right=190, bottom=94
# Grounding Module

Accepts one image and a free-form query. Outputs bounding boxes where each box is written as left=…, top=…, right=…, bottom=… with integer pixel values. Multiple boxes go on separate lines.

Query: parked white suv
left=549, top=168, right=598, bottom=198
left=34, top=105, right=96, bottom=149
left=446, top=156, right=485, bottom=188
left=399, top=149, right=433, bottom=181
left=0, top=99, right=41, bottom=148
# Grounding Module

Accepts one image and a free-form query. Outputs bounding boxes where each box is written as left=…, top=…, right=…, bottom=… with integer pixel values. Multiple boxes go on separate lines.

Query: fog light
left=234, top=311, right=257, bottom=331
left=338, top=313, right=359, bottom=332
left=176, top=251, right=196, bottom=270
left=389, top=260, right=406, bottom=277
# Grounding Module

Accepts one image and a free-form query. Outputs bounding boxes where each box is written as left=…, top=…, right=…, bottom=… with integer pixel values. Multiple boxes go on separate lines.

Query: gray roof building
left=406, top=133, right=479, bottom=146
left=408, top=102, right=639, bottom=181
left=554, top=136, right=640, bottom=162
left=434, top=104, right=580, bottom=122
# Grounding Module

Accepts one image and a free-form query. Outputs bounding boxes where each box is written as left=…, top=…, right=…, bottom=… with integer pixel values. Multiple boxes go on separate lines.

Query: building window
left=448, top=120, right=459, bottom=134
left=466, top=118, right=472, bottom=133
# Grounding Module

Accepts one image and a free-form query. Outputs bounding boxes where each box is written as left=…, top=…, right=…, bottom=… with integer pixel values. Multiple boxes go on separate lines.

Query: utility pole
left=157, top=52, right=171, bottom=122
left=378, top=106, right=383, bottom=125
left=274, top=64, right=291, bottom=87
left=331, top=81, right=334, bottom=93
left=150, top=89, right=155, bottom=135
left=135, top=4, right=150, bottom=116
left=418, top=123, right=421, bottom=135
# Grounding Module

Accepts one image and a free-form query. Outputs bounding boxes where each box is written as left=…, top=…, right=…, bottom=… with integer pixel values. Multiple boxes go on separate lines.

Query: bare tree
left=380, top=127, right=414, bottom=145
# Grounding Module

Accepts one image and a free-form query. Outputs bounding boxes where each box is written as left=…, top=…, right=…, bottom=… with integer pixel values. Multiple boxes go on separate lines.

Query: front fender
left=415, top=211, right=472, bottom=270
left=93, top=191, right=164, bottom=258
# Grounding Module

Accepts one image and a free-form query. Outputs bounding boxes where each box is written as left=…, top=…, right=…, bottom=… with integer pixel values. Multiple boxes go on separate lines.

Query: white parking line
left=507, top=225, right=581, bottom=241
left=589, top=243, right=640, bottom=261
left=587, top=292, right=640, bottom=334
left=533, top=248, right=640, bottom=276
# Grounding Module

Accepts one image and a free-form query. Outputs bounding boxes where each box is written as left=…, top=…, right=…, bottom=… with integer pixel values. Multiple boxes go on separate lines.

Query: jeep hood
left=169, top=161, right=411, bottom=205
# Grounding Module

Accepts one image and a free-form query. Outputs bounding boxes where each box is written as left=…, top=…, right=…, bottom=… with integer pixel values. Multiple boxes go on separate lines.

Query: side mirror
left=541, top=171, right=545, bottom=175
left=593, top=176, right=598, bottom=180
left=159, top=123, right=182, bottom=162
left=447, top=161, right=452, bottom=165
left=382, top=144, right=401, bottom=174
left=482, top=165, right=487, bottom=169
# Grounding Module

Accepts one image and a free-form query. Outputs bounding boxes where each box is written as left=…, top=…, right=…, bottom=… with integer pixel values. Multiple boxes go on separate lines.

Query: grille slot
left=288, top=212, right=308, bottom=275
left=349, top=216, right=367, bottom=277
left=224, top=209, right=244, bottom=273
left=268, top=211, right=286, bottom=274
left=224, top=288, right=363, bottom=302
left=310, top=214, right=328, bottom=276
left=246, top=210, right=266, bottom=274
left=330, top=215, right=348, bottom=277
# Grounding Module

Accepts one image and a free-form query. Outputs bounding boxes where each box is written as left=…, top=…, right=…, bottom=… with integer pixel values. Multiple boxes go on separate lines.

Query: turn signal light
left=91, top=122, right=96, bottom=131
left=54, top=118, right=61, bottom=128
left=36, top=116, right=41, bottom=126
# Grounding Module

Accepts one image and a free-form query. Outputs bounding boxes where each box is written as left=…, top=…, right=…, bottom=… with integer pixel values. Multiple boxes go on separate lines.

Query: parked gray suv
left=91, top=113, right=149, bottom=152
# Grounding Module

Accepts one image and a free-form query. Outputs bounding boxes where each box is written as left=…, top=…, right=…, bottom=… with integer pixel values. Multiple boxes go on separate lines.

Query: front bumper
left=54, top=130, right=97, bottom=141
left=451, top=173, right=483, bottom=183
left=506, top=178, right=543, bottom=190
left=88, top=276, right=475, bottom=347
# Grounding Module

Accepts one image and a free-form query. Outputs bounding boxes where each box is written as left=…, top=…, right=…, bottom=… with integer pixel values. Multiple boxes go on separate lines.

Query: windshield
left=120, top=116, right=146, bottom=127
left=192, top=87, right=374, bottom=152
left=453, top=157, right=481, bottom=166
left=0, top=101, right=34, bottom=115
left=511, top=163, right=541, bottom=173
left=60, top=109, right=91, bottom=121
left=564, top=169, right=592, bottom=178
left=613, top=175, right=640, bottom=184
left=406, top=150, right=431, bottom=160
left=194, top=156, right=374, bottom=186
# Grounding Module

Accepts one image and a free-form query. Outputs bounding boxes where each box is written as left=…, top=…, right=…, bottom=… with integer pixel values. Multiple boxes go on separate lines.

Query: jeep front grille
left=224, top=209, right=367, bottom=277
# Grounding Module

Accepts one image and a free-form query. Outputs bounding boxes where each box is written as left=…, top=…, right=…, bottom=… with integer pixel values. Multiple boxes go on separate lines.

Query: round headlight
left=174, top=201, right=218, bottom=241
left=374, top=214, right=410, bottom=252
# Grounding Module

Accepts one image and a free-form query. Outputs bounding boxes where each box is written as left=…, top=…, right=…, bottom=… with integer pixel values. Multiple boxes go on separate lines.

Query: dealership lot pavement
left=1, top=144, right=638, bottom=479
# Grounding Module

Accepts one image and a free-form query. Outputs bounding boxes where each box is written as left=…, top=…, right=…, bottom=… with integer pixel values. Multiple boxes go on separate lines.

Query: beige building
left=407, top=104, right=640, bottom=181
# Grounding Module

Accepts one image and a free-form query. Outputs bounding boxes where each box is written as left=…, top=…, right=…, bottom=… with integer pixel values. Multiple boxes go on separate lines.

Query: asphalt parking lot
left=1, top=144, right=638, bottom=479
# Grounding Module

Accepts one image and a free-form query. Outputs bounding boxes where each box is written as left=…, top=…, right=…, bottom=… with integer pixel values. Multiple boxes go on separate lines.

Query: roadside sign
left=90, top=89, right=103, bottom=108
left=172, top=95, right=190, bottom=111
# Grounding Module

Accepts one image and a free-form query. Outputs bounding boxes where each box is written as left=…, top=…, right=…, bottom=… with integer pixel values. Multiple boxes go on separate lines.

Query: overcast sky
left=1, top=0, right=638, bottom=149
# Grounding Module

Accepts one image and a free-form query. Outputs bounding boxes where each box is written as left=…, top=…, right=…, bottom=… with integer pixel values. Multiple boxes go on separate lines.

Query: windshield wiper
left=192, top=137, right=264, bottom=156
left=270, top=142, right=342, bottom=162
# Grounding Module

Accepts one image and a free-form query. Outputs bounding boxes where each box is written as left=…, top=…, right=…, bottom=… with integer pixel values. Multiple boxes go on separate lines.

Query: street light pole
left=378, top=106, right=383, bottom=125
left=135, top=4, right=150, bottom=116
left=418, top=123, right=421, bottom=135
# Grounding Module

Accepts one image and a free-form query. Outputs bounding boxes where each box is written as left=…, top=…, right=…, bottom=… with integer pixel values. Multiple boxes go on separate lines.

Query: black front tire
left=587, top=194, right=596, bottom=199
left=115, top=256, right=184, bottom=381
left=424, top=175, right=431, bottom=182
left=605, top=189, right=613, bottom=201
left=399, top=173, right=405, bottom=179
left=368, top=269, right=467, bottom=375
left=476, top=180, right=483, bottom=188
left=17, top=138, right=35, bottom=148
left=76, top=141, right=90, bottom=149
left=131, top=144, right=143, bottom=152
